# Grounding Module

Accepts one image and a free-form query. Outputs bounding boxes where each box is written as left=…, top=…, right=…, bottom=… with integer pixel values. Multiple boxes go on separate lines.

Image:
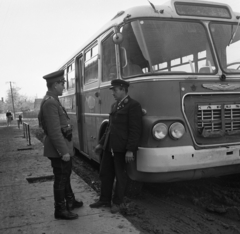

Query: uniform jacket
left=39, top=91, right=74, bottom=158
left=99, top=96, right=142, bottom=153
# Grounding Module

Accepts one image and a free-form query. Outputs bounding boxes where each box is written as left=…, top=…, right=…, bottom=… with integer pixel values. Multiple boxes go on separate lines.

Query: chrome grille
left=225, top=104, right=240, bottom=131
left=197, top=104, right=240, bottom=132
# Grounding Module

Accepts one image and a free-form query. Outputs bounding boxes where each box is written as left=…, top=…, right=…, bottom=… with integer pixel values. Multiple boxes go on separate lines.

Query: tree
left=1, top=85, right=34, bottom=114
left=0, top=98, right=7, bottom=114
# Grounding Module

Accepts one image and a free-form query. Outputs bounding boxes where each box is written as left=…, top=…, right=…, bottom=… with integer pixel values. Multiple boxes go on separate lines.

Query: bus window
left=120, top=23, right=146, bottom=77
left=67, top=63, right=75, bottom=89
left=64, top=96, right=73, bottom=110
left=64, top=69, right=67, bottom=90
left=210, top=22, right=240, bottom=74
left=59, top=96, right=73, bottom=111
left=102, top=33, right=117, bottom=82
left=120, top=20, right=216, bottom=77
left=84, top=44, right=98, bottom=84
left=59, top=97, right=64, bottom=106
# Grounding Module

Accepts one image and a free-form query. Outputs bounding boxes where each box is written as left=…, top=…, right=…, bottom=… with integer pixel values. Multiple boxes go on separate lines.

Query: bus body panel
left=68, top=112, right=78, bottom=150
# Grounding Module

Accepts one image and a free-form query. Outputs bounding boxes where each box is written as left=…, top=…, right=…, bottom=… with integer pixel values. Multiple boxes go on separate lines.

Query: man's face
left=111, top=86, right=126, bottom=101
left=55, top=81, right=65, bottom=96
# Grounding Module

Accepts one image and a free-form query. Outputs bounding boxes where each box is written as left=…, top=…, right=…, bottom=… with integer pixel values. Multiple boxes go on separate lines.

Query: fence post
left=23, top=123, right=26, bottom=138
left=23, top=122, right=31, bottom=146
left=27, top=124, right=31, bottom=146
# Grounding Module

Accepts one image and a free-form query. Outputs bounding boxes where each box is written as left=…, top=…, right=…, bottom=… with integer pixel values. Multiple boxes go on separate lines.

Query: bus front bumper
left=137, top=145, right=240, bottom=173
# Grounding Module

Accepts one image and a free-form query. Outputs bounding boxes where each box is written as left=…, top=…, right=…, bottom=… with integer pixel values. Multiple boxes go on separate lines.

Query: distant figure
left=18, top=114, right=23, bottom=129
left=6, top=111, right=12, bottom=127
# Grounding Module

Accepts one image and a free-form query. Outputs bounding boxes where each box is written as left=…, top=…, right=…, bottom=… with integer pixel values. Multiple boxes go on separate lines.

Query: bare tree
left=4, top=86, right=34, bottom=113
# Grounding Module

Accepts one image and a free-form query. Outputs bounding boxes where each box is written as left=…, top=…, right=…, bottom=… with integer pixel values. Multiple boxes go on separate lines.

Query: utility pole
left=9, top=82, right=15, bottom=117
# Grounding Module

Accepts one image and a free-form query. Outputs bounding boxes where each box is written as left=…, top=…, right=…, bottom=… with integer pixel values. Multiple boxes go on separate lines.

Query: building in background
left=34, top=99, right=43, bottom=111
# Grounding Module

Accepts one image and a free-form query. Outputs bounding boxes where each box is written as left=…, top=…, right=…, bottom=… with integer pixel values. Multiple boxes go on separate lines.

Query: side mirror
left=112, top=32, right=123, bottom=44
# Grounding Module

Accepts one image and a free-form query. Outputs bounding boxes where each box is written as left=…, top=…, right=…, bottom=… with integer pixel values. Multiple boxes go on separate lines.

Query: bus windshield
left=120, top=19, right=216, bottom=77
left=210, top=22, right=240, bottom=74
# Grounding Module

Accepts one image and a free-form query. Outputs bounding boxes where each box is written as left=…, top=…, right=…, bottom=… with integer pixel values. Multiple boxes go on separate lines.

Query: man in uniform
left=89, top=79, right=142, bottom=214
left=38, top=70, right=83, bottom=220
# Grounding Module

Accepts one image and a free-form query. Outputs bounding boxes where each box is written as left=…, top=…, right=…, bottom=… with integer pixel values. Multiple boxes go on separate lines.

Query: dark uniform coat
left=99, top=96, right=142, bottom=153
left=40, top=91, right=74, bottom=158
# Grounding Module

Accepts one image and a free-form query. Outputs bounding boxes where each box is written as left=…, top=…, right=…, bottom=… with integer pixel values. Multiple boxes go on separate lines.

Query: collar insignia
left=117, top=104, right=124, bottom=110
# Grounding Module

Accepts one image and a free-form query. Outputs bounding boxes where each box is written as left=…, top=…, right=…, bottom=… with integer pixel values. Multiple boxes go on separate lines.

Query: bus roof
left=59, top=0, right=239, bottom=69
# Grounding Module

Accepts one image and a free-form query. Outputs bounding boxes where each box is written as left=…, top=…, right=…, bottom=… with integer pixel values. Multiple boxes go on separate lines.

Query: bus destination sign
left=174, top=2, right=231, bottom=19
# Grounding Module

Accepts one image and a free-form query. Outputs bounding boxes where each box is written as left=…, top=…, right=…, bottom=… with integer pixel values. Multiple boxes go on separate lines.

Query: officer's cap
left=43, top=70, right=66, bottom=83
left=110, top=79, right=130, bottom=89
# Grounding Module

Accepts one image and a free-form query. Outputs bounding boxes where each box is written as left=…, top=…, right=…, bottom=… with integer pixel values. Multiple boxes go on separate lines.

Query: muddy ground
left=71, top=154, right=240, bottom=234
left=11, top=119, right=240, bottom=233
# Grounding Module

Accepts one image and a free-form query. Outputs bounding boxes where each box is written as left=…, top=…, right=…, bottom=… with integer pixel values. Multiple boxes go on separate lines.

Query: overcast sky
left=0, top=0, right=239, bottom=100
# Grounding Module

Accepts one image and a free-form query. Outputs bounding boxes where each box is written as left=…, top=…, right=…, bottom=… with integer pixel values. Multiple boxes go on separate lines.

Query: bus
left=58, top=0, right=240, bottom=183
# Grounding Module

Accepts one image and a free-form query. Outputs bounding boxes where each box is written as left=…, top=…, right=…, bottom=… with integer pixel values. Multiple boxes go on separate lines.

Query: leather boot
left=66, top=193, right=83, bottom=211
left=54, top=190, right=78, bottom=220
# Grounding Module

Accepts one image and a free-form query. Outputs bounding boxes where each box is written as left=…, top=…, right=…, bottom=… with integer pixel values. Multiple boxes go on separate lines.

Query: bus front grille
left=197, top=104, right=240, bottom=133
left=184, top=93, right=240, bottom=146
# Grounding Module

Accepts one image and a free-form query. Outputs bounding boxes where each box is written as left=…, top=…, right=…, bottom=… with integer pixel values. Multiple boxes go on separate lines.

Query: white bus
left=59, top=0, right=240, bottom=182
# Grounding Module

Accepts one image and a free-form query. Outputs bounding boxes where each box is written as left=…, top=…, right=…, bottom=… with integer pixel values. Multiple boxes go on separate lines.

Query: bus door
left=75, top=55, right=85, bottom=153
left=99, top=30, right=117, bottom=130
left=82, top=43, right=101, bottom=160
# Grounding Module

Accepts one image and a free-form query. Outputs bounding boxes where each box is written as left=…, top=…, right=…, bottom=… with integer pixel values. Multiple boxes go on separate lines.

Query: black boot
left=66, top=193, right=83, bottom=211
left=54, top=190, right=78, bottom=220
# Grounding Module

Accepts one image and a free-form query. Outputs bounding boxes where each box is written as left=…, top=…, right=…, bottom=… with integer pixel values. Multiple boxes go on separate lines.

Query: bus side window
left=84, top=44, right=99, bottom=84
left=64, top=96, right=73, bottom=110
left=60, top=97, right=65, bottom=107
left=102, top=34, right=117, bottom=82
left=67, top=63, right=75, bottom=89
left=64, top=69, right=67, bottom=90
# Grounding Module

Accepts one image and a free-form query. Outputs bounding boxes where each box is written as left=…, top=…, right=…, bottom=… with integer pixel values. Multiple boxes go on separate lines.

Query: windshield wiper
left=228, top=17, right=240, bottom=46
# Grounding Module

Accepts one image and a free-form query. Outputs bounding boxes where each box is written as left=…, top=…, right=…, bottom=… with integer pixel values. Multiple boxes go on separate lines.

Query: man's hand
left=94, top=144, right=103, bottom=155
left=125, top=151, right=134, bottom=163
left=62, top=153, right=71, bottom=161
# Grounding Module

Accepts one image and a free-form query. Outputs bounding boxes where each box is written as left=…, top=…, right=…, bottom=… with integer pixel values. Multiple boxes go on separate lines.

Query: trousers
left=48, top=157, right=73, bottom=197
left=99, top=150, right=127, bottom=205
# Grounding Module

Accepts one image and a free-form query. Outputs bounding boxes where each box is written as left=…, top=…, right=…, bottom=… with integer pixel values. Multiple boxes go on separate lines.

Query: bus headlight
left=169, top=122, right=185, bottom=139
left=152, top=123, right=168, bottom=140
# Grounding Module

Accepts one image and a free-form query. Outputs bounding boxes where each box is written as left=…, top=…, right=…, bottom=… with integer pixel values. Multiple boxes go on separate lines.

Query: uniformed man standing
left=38, top=70, right=83, bottom=220
left=89, top=79, right=142, bottom=214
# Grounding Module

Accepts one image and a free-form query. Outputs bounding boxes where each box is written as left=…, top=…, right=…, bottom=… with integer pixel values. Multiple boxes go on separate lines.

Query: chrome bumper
left=137, top=145, right=240, bottom=172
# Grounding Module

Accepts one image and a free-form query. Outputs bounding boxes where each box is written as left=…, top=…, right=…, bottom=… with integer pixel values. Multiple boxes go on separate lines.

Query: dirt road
left=8, top=119, right=240, bottom=234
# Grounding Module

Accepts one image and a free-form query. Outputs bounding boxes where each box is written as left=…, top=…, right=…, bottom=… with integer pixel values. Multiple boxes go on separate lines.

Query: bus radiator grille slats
left=197, top=104, right=240, bottom=132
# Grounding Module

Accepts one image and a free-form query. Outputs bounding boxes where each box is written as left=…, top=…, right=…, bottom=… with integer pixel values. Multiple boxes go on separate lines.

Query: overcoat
left=99, top=96, right=142, bottom=153
left=39, top=91, right=74, bottom=158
